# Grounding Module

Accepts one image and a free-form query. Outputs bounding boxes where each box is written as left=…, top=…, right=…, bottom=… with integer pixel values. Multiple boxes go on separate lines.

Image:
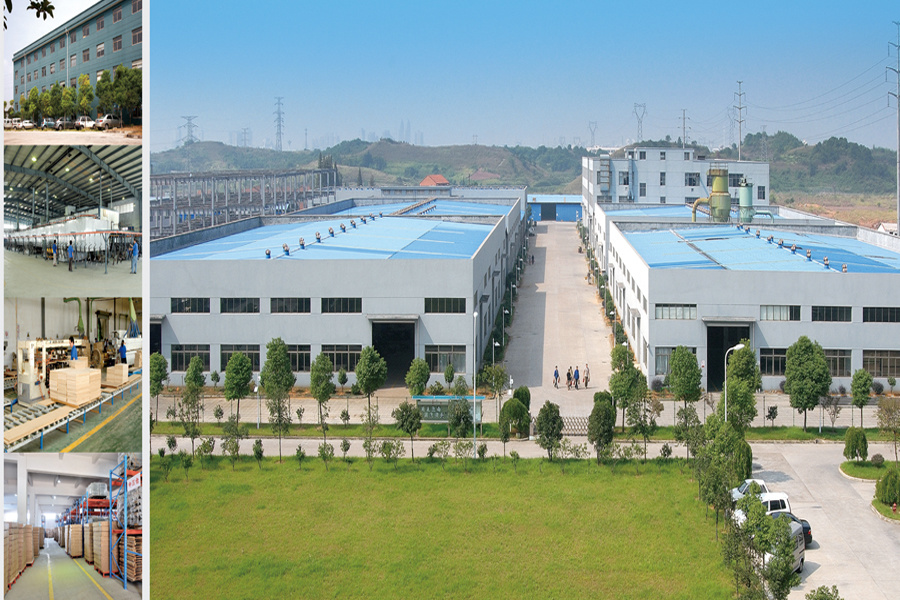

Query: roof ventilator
left=328, top=227, right=335, bottom=237
left=823, top=257, right=829, bottom=269
left=806, top=249, right=811, bottom=261
left=756, top=230, right=761, bottom=238
left=842, top=264, right=848, bottom=273
left=350, top=220, right=356, bottom=228
left=790, top=244, right=796, bottom=254
left=340, top=223, right=346, bottom=233
left=767, top=235, right=773, bottom=243
left=315, top=232, right=321, bottom=242
left=299, top=237, right=305, bottom=249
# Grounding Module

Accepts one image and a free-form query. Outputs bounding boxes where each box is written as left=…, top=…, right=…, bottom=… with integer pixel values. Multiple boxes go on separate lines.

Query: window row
left=654, top=346, right=696, bottom=376
left=424, top=345, right=467, bottom=373
left=761, top=349, right=894, bottom=378
left=654, top=304, right=697, bottom=320
left=170, top=344, right=352, bottom=373
left=424, top=297, right=466, bottom=314
left=170, top=297, right=360, bottom=314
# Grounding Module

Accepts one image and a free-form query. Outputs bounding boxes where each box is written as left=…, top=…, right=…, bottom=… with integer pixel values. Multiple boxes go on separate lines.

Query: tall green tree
left=224, top=351, right=252, bottom=421
left=113, top=65, right=141, bottom=124
left=179, top=356, right=205, bottom=455
left=535, top=400, right=564, bottom=460
left=310, top=353, right=335, bottom=443
left=149, top=352, right=168, bottom=420
left=260, top=338, right=295, bottom=462
left=38, top=89, right=51, bottom=120
left=877, top=395, right=900, bottom=462
left=610, top=360, right=645, bottom=432
left=95, top=70, right=114, bottom=115
left=48, top=82, right=62, bottom=118
left=3, top=0, right=55, bottom=30
left=587, top=396, right=616, bottom=464
left=392, top=401, right=423, bottom=461
left=669, top=345, right=702, bottom=410
left=764, top=516, right=801, bottom=600
left=355, top=346, right=387, bottom=413
left=59, top=86, right=75, bottom=118
left=851, top=368, right=873, bottom=428
left=444, top=363, right=455, bottom=391
left=785, top=336, right=831, bottom=431
left=76, top=73, right=93, bottom=117
left=726, top=339, right=762, bottom=391
left=405, top=357, right=430, bottom=396
left=724, top=377, right=757, bottom=435
left=627, top=385, right=661, bottom=460
left=447, top=398, right=473, bottom=440
left=481, top=363, right=508, bottom=400
left=26, top=87, right=39, bottom=121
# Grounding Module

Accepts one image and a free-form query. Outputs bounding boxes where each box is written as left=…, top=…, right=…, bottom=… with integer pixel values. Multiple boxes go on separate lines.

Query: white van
left=764, top=520, right=805, bottom=573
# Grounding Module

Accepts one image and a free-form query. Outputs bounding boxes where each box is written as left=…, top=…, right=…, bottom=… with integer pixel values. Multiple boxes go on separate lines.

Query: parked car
left=770, top=511, right=812, bottom=547
left=9, top=118, right=22, bottom=129
left=40, top=118, right=57, bottom=130
left=734, top=492, right=792, bottom=525
left=95, top=114, right=122, bottom=130
left=3, top=118, right=15, bottom=129
left=18, top=119, right=36, bottom=130
left=731, top=478, right=770, bottom=504
left=74, top=116, right=95, bottom=130
left=55, top=117, right=76, bottom=130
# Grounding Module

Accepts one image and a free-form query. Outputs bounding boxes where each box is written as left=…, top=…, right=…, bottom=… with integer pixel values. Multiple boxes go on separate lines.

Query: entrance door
left=706, top=325, right=750, bottom=391
left=371, top=322, right=416, bottom=386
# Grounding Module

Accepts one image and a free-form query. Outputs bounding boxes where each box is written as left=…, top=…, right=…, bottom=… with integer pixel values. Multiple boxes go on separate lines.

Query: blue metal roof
left=625, top=225, right=900, bottom=274
left=153, top=216, right=494, bottom=261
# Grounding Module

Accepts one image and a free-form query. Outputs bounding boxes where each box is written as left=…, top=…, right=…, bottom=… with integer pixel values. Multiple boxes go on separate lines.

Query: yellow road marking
left=73, top=559, right=114, bottom=600
left=48, top=554, right=54, bottom=600
left=61, top=393, right=141, bottom=453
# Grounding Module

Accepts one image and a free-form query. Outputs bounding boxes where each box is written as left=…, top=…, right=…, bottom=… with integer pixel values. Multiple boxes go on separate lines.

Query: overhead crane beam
left=72, top=145, right=140, bottom=200
left=5, top=162, right=99, bottom=205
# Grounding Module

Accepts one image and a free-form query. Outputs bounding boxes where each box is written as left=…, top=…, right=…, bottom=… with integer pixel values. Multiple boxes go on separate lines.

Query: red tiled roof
left=420, top=174, right=450, bottom=186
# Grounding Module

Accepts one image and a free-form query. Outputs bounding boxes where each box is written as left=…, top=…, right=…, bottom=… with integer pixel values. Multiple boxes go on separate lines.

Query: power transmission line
left=588, top=121, right=597, bottom=147
left=274, top=97, right=284, bottom=152
left=734, top=82, right=746, bottom=159
left=180, top=116, right=198, bottom=145
left=889, top=21, right=900, bottom=237
left=633, top=103, right=646, bottom=142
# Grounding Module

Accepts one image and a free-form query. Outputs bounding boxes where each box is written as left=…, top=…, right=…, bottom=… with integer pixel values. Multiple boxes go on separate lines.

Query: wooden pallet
left=3, top=406, right=75, bottom=446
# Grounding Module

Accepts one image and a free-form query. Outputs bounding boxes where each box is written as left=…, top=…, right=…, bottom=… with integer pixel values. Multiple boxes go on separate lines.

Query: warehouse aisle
left=5, top=538, right=140, bottom=600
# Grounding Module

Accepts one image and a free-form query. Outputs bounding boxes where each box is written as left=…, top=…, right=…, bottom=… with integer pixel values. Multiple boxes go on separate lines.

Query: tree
left=76, top=73, right=93, bottom=117
left=260, top=338, right=296, bottom=462
left=535, top=400, right=564, bottom=460
left=166, top=435, right=177, bottom=454
left=669, top=345, right=702, bottom=410
left=180, top=451, right=193, bottom=482
left=727, top=339, right=762, bottom=391
left=210, top=370, right=220, bottom=389
left=224, top=351, right=252, bottom=421
left=149, top=352, right=168, bottom=419
left=498, top=414, right=511, bottom=457
left=223, top=437, right=240, bottom=470
left=178, top=356, right=204, bottom=455
left=213, top=404, right=224, bottom=425
left=160, top=454, right=173, bottom=482
left=674, top=404, right=702, bottom=459
left=724, top=377, right=757, bottom=435
left=355, top=346, right=387, bottom=413
left=851, top=368, right=873, bottom=427
left=295, top=445, right=306, bottom=470
left=823, top=395, right=842, bottom=430
left=356, top=167, right=363, bottom=185
left=876, top=396, right=900, bottom=462
left=336, top=368, right=347, bottom=394
left=805, top=586, right=844, bottom=600
left=875, top=467, right=900, bottom=506
left=197, top=437, right=215, bottom=469
left=318, top=442, right=334, bottom=470
left=361, top=404, right=379, bottom=470
left=889, top=376, right=897, bottom=395
left=627, top=388, right=661, bottom=460
left=380, top=439, right=405, bottom=469
left=481, top=363, right=508, bottom=400
left=500, top=398, right=529, bottom=438
left=433, top=440, right=451, bottom=470
left=59, top=86, right=75, bottom=119
left=26, top=87, right=39, bottom=121
left=451, top=375, right=469, bottom=397
left=767, top=405, right=778, bottom=428
left=448, top=398, right=473, bottom=439
left=785, top=336, right=831, bottom=431
left=340, top=408, right=350, bottom=428
left=587, top=396, right=616, bottom=464
left=48, top=83, right=62, bottom=119
left=3, top=0, right=55, bottom=29
left=764, top=516, right=801, bottom=600
left=843, top=427, right=868, bottom=462
left=95, top=70, right=114, bottom=115
left=309, top=353, right=335, bottom=443
left=444, top=363, right=455, bottom=392
left=405, top=357, right=430, bottom=396
left=340, top=439, right=351, bottom=465
left=392, top=401, right=423, bottom=461
left=38, top=89, right=50, bottom=120
left=252, top=439, right=264, bottom=469
left=113, top=65, right=141, bottom=124
left=609, top=348, right=646, bottom=432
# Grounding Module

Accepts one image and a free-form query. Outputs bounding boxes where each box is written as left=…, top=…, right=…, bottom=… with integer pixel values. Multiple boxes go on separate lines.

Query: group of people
left=68, top=336, right=128, bottom=364
left=553, top=364, right=590, bottom=390
left=50, top=239, right=139, bottom=274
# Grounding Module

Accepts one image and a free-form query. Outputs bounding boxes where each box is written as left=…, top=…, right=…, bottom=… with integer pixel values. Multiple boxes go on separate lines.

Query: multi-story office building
left=12, top=0, right=142, bottom=114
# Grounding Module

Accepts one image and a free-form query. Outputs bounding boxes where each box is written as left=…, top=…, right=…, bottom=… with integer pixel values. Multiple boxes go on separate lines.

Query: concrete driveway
left=4, top=128, right=141, bottom=145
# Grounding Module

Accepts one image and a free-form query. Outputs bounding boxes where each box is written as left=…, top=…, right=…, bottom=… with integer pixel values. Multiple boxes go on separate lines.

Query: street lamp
left=492, top=340, right=500, bottom=365
left=503, top=309, right=510, bottom=344
left=509, top=283, right=516, bottom=315
left=473, top=311, right=478, bottom=458
left=723, top=343, right=745, bottom=424
left=254, top=379, right=260, bottom=429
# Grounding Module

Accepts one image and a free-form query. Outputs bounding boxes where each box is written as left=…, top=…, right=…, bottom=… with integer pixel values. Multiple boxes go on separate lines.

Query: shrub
left=513, top=386, right=531, bottom=411
left=843, top=427, right=868, bottom=462
left=427, top=381, right=445, bottom=395
left=734, top=439, right=753, bottom=480
left=871, top=453, right=885, bottom=467
left=779, top=379, right=786, bottom=392
left=477, top=443, right=488, bottom=460
left=650, top=378, right=664, bottom=393
left=838, top=384, right=847, bottom=396
left=875, top=467, right=900, bottom=506
left=500, top=398, right=530, bottom=436
left=350, top=383, right=361, bottom=395
left=872, top=380, right=885, bottom=395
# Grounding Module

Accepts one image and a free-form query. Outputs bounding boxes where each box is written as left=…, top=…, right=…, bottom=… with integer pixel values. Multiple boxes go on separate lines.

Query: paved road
left=4, top=128, right=141, bottom=145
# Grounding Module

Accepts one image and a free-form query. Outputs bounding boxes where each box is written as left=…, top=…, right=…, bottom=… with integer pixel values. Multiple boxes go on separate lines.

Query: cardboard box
left=106, top=364, right=129, bottom=387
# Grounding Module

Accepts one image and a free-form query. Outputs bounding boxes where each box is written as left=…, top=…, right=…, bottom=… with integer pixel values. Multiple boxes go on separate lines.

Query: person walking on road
left=566, top=367, right=573, bottom=390
left=553, top=366, right=559, bottom=388
left=119, top=340, right=128, bottom=364
left=574, top=366, right=580, bottom=390
left=52, top=239, right=58, bottom=266
left=67, top=241, right=74, bottom=271
left=584, top=363, right=590, bottom=388
left=130, top=239, right=139, bottom=274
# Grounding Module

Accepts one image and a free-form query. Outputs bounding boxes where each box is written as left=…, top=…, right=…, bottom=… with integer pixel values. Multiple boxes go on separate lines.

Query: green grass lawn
left=871, top=499, right=900, bottom=521
left=150, top=455, right=732, bottom=599
left=840, top=460, right=900, bottom=480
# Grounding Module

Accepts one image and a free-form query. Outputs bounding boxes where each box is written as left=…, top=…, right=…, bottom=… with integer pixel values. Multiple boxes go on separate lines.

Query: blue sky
left=143, top=1, right=898, bottom=151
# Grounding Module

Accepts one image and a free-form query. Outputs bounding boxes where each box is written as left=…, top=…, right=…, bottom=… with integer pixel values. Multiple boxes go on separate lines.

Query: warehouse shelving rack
left=109, top=454, right=141, bottom=589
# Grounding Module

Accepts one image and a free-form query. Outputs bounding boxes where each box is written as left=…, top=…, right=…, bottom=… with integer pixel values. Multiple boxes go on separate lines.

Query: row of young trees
left=12, top=65, right=141, bottom=124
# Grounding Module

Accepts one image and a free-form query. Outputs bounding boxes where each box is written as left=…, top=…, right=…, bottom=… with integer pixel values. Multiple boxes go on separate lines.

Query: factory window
left=97, top=15, right=104, bottom=30
left=170, top=298, right=210, bottom=313
left=863, top=307, right=900, bottom=323
left=685, top=172, right=700, bottom=187
left=50, top=43, right=54, bottom=54
left=271, top=298, right=311, bottom=313
left=812, top=306, right=851, bottom=322
left=618, top=172, right=629, bottom=186
left=70, top=77, right=76, bottom=87
left=425, top=345, right=467, bottom=373
left=59, top=59, right=64, bottom=72
left=42, top=47, right=46, bottom=57
left=618, top=196, right=629, bottom=203
left=425, top=298, right=466, bottom=314
left=82, top=24, right=90, bottom=37
left=728, top=173, right=744, bottom=187
left=596, top=171, right=603, bottom=184
left=660, top=196, right=666, bottom=204
left=655, top=347, right=696, bottom=376
left=220, top=345, right=260, bottom=372
left=758, top=186, right=766, bottom=200
left=49, top=62, right=55, bottom=74
left=760, top=348, right=787, bottom=376
left=132, top=27, right=142, bottom=45
left=113, top=5, right=123, bottom=22
left=660, top=151, right=666, bottom=160
left=27, top=73, right=31, bottom=83
left=639, top=183, right=646, bottom=197
left=70, top=55, right=76, bottom=68
left=83, top=49, right=90, bottom=63
left=69, top=31, right=76, bottom=43
left=171, top=344, right=210, bottom=372
left=684, top=152, right=690, bottom=160
left=97, top=43, right=105, bottom=58
left=639, top=151, right=646, bottom=160
left=654, top=304, right=697, bottom=320
left=27, top=55, right=31, bottom=65
left=42, top=66, right=46, bottom=77
left=322, top=297, right=362, bottom=313
left=132, top=58, right=142, bottom=69
left=220, top=298, right=260, bottom=313
left=60, top=38, right=65, bottom=49
left=113, top=36, right=123, bottom=52
left=321, top=344, right=362, bottom=372
left=863, top=350, right=900, bottom=378
left=133, top=0, right=142, bottom=12
left=659, top=172, right=666, bottom=186
left=824, top=349, right=851, bottom=377
left=760, top=305, right=800, bottom=321
left=287, top=345, right=311, bottom=372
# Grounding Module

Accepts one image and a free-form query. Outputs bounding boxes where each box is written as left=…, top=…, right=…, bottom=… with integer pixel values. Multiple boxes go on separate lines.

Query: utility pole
left=734, top=81, right=746, bottom=160
left=682, top=109, right=687, bottom=148
left=274, top=97, right=284, bottom=152
left=761, top=125, right=769, bottom=163
left=588, top=121, right=597, bottom=147
left=180, top=116, right=198, bottom=145
left=889, top=22, right=900, bottom=237
left=633, top=103, right=646, bottom=142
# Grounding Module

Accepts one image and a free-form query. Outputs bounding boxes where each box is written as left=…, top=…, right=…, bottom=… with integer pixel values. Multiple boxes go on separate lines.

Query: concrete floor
left=4, top=250, right=142, bottom=297
left=5, top=537, right=140, bottom=600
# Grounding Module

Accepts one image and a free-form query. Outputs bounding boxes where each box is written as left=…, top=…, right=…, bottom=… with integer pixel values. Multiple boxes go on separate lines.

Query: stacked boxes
left=31, top=526, right=40, bottom=558
left=66, top=524, right=83, bottom=558
left=92, top=521, right=117, bottom=575
left=84, top=523, right=94, bottom=564
left=5, top=523, right=26, bottom=591
left=118, top=535, right=142, bottom=582
left=106, top=363, right=129, bottom=387
left=23, top=525, right=34, bottom=566
left=49, top=368, right=102, bottom=407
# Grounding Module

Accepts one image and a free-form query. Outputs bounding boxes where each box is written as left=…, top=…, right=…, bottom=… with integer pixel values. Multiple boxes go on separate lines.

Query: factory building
left=11, top=0, right=143, bottom=115
left=581, top=156, right=900, bottom=392
left=150, top=188, right=527, bottom=387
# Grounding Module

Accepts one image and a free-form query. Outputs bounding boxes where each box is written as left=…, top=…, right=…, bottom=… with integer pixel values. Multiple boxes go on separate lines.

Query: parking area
left=3, top=127, right=141, bottom=145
